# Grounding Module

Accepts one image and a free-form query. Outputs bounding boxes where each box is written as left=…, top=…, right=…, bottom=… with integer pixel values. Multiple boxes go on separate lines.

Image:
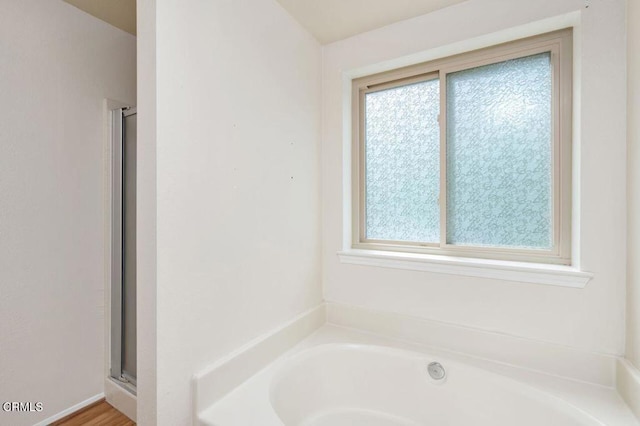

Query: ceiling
left=60, top=0, right=466, bottom=43
left=63, top=0, right=136, bottom=35
left=275, top=0, right=468, bottom=44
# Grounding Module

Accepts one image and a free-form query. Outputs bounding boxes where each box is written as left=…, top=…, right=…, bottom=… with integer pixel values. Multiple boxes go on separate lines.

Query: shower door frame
left=111, top=106, right=137, bottom=393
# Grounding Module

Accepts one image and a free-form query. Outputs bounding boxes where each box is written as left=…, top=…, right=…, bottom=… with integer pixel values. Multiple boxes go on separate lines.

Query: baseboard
left=327, top=302, right=617, bottom=387
left=617, top=358, right=640, bottom=420
left=105, top=378, right=137, bottom=421
left=33, top=393, right=105, bottom=426
left=193, top=304, right=325, bottom=420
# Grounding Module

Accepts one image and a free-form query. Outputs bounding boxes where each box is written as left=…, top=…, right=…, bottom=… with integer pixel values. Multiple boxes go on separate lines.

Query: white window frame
left=351, top=29, right=573, bottom=265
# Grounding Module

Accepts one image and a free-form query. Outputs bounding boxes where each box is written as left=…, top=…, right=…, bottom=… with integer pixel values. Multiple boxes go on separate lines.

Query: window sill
left=337, top=249, right=593, bottom=288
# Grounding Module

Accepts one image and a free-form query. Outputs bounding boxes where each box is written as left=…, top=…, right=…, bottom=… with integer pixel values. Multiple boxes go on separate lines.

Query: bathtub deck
left=198, top=325, right=639, bottom=426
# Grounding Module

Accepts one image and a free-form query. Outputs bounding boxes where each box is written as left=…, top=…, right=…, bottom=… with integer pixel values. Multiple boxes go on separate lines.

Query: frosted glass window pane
left=365, top=79, right=440, bottom=243
left=446, top=52, right=553, bottom=249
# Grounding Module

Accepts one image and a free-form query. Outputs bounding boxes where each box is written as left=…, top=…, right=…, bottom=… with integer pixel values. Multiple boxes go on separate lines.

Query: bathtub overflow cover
left=427, top=362, right=446, bottom=380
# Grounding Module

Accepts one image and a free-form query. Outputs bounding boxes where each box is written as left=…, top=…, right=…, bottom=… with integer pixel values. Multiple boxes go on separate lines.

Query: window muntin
left=353, top=29, right=572, bottom=264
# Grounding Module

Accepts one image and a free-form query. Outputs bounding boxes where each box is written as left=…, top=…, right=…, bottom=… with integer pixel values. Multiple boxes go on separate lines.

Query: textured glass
left=446, top=53, right=553, bottom=249
left=365, top=79, right=440, bottom=242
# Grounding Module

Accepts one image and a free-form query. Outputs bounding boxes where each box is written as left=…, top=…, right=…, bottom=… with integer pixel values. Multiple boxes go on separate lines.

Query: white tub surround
left=196, top=326, right=638, bottom=426
left=617, top=359, right=640, bottom=420
left=194, top=305, right=326, bottom=415
left=327, top=302, right=616, bottom=387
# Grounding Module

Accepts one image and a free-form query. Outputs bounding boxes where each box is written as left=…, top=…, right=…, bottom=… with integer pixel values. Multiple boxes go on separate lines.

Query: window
left=352, top=29, right=572, bottom=265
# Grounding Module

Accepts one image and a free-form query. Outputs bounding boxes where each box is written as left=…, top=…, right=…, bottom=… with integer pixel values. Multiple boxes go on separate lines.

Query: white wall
left=136, top=0, right=158, bottom=424
left=0, top=1, right=136, bottom=425
left=628, top=0, right=640, bottom=368
left=322, top=0, right=627, bottom=355
left=146, top=0, right=323, bottom=424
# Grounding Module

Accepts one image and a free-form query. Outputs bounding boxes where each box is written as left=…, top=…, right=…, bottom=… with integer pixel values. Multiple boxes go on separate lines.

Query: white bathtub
left=270, top=344, right=601, bottom=426
left=197, top=325, right=638, bottom=426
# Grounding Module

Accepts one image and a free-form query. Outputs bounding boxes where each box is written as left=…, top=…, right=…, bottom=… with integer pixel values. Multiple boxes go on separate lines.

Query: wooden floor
left=51, top=399, right=135, bottom=426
